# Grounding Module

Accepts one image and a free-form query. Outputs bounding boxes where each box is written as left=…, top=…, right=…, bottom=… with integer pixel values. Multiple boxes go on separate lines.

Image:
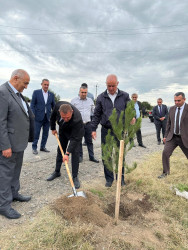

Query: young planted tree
left=102, top=100, right=141, bottom=174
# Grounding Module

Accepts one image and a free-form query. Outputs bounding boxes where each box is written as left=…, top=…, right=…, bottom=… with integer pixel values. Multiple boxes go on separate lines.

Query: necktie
left=16, top=92, right=22, bottom=99
left=175, top=108, right=180, bottom=134
left=159, top=106, right=162, bottom=116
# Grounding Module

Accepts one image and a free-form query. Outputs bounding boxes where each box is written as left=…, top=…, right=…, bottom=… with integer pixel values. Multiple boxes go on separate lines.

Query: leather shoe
left=73, top=177, right=80, bottom=189
left=89, top=157, right=99, bottom=163
left=79, top=156, right=83, bottom=163
left=13, top=194, right=31, bottom=202
left=139, top=144, right=146, bottom=148
left=0, top=207, right=21, bottom=219
left=158, top=173, right=168, bottom=179
left=47, top=171, right=61, bottom=181
left=82, top=142, right=87, bottom=146
left=157, top=141, right=161, bottom=145
left=105, top=181, right=113, bottom=187
left=32, top=149, right=38, bottom=155
left=40, top=148, right=50, bottom=152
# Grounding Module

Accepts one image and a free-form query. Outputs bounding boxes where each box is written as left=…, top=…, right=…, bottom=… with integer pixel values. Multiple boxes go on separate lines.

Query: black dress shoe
left=158, top=173, right=167, bottom=179
left=0, top=207, right=21, bottom=219
left=105, top=181, right=113, bottom=187
left=40, top=148, right=50, bottom=152
left=13, top=194, right=31, bottom=202
left=47, top=171, right=61, bottom=181
left=32, top=149, right=38, bottom=155
left=79, top=156, right=83, bottom=163
left=89, top=157, right=99, bottom=163
left=82, top=142, right=87, bottom=146
left=73, top=177, right=80, bottom=189
left=158, top=141, right=161, bottom=145
left=139, top=144, right=147, bottom=148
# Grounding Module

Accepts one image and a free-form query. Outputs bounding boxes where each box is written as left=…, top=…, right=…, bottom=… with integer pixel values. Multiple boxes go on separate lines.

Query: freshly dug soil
left=52, top=192, right=152, bottom=227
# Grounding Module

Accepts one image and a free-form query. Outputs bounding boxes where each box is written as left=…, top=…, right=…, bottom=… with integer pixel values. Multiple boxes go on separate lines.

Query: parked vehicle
left=148, top=110, right=154, bottom=122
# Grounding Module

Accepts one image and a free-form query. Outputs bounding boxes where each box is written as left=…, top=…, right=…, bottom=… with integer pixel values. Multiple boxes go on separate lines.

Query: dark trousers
left=80, top=122, right=94, bottom=159
left=101, top=126, right=124, bottom=183
left=55, top=133, right=81, bottom=178
left=162, top=135, right=188, bottom=174
left=0, top=151, right=24, bottom=210
left=155, top=121, right=166, bottom=142
left=136, top=128, right=143, bottom=145
left=32, top=114, right=50, bottom=150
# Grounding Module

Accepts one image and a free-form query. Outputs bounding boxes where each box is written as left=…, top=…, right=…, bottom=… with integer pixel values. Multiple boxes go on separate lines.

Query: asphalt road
left=24, top=117, right=156, bottom=161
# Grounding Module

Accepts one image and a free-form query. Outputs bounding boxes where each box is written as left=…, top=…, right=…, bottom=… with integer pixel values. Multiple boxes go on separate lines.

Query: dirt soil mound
left=51, top=192, right=111, bottom=227
left=52, top=192, right=152, bottom=227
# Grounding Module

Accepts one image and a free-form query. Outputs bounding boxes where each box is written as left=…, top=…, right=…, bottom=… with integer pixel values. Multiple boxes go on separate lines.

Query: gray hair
left=11, top=69, right=29, bottom=78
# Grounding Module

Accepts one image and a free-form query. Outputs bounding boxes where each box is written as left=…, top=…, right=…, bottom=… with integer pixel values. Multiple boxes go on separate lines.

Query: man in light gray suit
left=0, top=69, right=32, bottom=219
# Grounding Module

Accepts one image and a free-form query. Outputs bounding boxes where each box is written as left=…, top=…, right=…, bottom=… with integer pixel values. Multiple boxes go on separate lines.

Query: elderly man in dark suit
left=158, top=92, right=188, bottom=178
left=31, top=79, right=55, bottom=154
left=0, top=69, right=33, bottom=219
left=153, top=98, right=168, bottom=145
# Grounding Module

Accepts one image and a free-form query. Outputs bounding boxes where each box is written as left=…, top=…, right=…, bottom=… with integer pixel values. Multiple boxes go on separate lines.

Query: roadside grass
left=0, top=147, right=187, bottom=249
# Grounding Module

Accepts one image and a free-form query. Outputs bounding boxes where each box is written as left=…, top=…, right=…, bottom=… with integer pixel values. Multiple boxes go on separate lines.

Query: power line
left=0, top=46, right=188, bottom=54
left=0, top=29, right=187, bottom=36
left=0, top=23, right=187, bottom=32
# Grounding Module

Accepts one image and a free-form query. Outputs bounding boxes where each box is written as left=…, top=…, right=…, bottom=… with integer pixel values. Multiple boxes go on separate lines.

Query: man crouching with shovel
left=47, top=102, right=84, bottom=189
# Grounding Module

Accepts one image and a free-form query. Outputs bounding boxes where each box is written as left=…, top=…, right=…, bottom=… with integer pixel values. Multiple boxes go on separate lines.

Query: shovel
left=55, top=133, right=87, bottom=198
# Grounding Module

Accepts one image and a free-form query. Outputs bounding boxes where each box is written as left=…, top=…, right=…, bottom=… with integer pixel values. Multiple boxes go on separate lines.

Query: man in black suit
left=47, top=102, right=84, bottom=189
left=131, top=93, right=146, bottom=148
left=153, top=98, right=168, bottom=145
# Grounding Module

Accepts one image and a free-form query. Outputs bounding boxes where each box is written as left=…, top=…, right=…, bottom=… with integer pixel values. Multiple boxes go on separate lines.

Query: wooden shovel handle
left=55, top=133, right=75, bottom=188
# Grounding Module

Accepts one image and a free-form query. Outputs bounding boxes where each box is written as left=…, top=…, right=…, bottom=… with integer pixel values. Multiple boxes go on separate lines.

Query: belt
left=83, top=122, right=90, bottom=125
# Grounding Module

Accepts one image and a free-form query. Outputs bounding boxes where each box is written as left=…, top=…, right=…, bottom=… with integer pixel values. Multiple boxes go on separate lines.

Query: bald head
left=9, top=69, right=30, bottom=93
left=106, top=74, right=119, bottom=95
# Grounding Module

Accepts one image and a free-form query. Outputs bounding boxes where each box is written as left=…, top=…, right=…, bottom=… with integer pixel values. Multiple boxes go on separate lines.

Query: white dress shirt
left=71, top=96, right=95, bottom=123
left=42, top=89, right=48, bottom=113
left=174, top=103, right=185, bottom=135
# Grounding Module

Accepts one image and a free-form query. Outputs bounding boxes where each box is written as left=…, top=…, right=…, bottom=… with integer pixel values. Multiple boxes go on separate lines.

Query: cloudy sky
left=0, top=0, right=188, bottom=106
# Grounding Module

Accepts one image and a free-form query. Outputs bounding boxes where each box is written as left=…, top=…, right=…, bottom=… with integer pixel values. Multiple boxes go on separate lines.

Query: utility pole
left=95, top=83, right=99, bottom=100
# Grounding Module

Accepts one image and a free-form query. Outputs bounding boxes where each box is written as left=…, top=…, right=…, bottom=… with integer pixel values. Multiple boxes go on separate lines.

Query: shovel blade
left=68, top=191, right=87, bottom=198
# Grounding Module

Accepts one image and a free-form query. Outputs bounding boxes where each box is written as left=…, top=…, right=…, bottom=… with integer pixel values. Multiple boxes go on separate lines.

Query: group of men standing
left=0, top=69, right=187, bottom=220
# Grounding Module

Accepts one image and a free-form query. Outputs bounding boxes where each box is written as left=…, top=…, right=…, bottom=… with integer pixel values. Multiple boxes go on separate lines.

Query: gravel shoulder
left=0, top=133, right=164, bottom=231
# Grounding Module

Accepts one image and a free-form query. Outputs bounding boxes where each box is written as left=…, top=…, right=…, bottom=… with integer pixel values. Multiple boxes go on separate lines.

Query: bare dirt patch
left=51, top=191, right=153, bottom=229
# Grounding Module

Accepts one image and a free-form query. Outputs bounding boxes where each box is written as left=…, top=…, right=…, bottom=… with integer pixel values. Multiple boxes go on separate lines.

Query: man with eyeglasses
left=153, top=98, right=168, bottom=145
left=158, top=92, right=188, bottom=178
left=91, top=74, right=135, bottom=187
left=71, top=86, right=99, bottom=163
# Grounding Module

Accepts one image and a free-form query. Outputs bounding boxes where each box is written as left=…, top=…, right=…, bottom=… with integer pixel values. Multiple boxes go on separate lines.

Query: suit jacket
left=165, top=103, right=188, bottom=148
left=50, top=101, right=84, bottom=153
left=153, top=104, right=168, bottom=125
left=0, top=82, right=31, bottom=152
left=30, top=89, right=55, bottom=122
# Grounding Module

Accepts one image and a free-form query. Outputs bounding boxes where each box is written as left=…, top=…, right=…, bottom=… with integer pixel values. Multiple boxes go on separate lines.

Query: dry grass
left=0, top=147, right=187, bottom=250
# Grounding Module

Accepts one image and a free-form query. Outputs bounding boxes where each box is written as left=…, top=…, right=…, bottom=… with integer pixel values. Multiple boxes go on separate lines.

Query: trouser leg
left=155, top=123, right=162, bottom=142
left=32, top=120, right=42, bottom=149
left=136, top=128, right=143, bottom=145
left=0, top=152, right=23, bottom=210
left=101, top=127, right=114, bottom=183
left=85, top=123, right=94, bottom=158
left=162, top=137, right=177, bottom=174
left=71, top=141, right=81, bottom=178
left=161, top=121, right=167, bottom=139
left=11, top=152, right=24, bottom=198
left=55, top=134, right=68, bottom=172
left=40, top=115, right=50, bottom=149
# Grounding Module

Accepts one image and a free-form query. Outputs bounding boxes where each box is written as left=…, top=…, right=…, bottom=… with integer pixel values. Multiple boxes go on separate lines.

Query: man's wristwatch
left=65, top=153, right=70, bottom=156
